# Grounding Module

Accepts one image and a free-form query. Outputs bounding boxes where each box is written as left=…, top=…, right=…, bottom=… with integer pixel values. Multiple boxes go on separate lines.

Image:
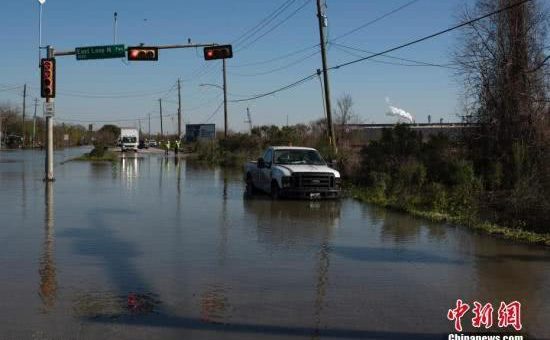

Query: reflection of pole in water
left=218, top=174, right=229, bottom=265
left=312, top=229, right=331, bottom=340
left=39, top=182, right=57, bottom=310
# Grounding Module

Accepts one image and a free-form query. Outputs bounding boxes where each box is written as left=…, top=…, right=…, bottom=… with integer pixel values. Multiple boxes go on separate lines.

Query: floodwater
left=1, top=148, right=549, bottom=340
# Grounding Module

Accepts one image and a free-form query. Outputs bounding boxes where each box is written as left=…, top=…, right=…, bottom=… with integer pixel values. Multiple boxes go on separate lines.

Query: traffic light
left=127, top=47, right=159, bottom=61
left=203, top=45, right=233, bottom=60
left=41, top=58, right=55, bottom=98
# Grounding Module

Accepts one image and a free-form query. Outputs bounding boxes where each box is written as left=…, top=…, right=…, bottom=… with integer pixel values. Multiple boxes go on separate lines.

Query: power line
left=229, top=50, right=319, bottom=77
left=229, top=73, right=317, bottom=103
left=329, top=0, right=532, bottom=71
left=236, top=0, right=313, bottom=52
left=331, top=0, right=421, bottom=42
left=230, top=0, right=531, bottom=103
left=230, top=44, right=319, bottom=68
left=201, top=101, right=224, bottom=123
left=183, top=0, right=306, bottom=82
left=27, top=85, right=177, bottom=99
left=331, top=42, right=459, bottom=70
left=233, top=0, right=297, bottom=47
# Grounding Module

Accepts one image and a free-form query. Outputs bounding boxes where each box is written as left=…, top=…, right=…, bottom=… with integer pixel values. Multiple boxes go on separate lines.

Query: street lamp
left=38, top=0, right=46, bottom=64
left=199, top=83, right=228, bottom=137
left=199, top=83, right=224, bottom=91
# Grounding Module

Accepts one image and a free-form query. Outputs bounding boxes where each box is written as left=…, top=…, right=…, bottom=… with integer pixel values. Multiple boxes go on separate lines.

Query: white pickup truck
left=244, top=146, right=341, bottom=199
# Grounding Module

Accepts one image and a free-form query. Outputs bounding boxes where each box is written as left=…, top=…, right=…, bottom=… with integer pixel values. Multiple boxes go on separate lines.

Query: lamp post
left=38, top=0, right=45, bottom=64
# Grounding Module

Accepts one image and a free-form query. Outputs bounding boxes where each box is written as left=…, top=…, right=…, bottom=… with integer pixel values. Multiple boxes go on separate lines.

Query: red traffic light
left=203, top=45, right=233, bottom=61
left=41, top=58, right=55, bottom=99
left=127, top=47, right=159, bottom=61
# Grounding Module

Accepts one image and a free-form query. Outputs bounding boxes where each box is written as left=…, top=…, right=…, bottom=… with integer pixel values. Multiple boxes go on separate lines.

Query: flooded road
left=1, top=148, right=549, bottom=339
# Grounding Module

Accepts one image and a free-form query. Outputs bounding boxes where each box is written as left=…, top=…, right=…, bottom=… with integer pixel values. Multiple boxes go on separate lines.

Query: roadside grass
left=348, top=185, right=550, bottom=247
left=74, top=146, right=118, bottom=162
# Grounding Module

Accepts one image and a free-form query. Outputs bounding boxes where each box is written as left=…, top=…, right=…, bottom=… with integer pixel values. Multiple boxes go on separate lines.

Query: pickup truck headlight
left=335, top=177, right=342, bottom=188
left=281, top=176, right=292, bottom=188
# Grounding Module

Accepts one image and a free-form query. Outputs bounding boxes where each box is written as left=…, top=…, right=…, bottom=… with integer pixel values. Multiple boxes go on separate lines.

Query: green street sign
left=76, top=44, right=126, bottom=60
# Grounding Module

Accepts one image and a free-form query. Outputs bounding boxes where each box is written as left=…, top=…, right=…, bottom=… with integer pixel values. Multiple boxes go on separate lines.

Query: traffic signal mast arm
left=52, top=43, right=221, bottom=57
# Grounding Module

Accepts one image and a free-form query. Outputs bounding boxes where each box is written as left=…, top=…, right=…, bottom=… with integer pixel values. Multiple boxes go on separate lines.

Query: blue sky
left=0, top=0, right=476, bottom=133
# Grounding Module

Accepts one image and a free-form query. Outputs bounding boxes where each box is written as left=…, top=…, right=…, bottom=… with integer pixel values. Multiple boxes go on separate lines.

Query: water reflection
left=243, top=197, right=338, bottom=338
left=200, top=285, right=230, bottom=324
left=39, top=181, right=57, bottom=311
left=120, top=155, right=139, bottom=188
left=243, top=198, right=341, bottom=249
left=378, top=210, right=423, bottom=244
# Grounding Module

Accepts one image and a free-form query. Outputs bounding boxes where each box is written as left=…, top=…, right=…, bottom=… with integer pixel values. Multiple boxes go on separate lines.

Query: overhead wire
left=331, top=42, right=460, bottom=70
left=232, top=0, right=298, bottom=47
left=328, top=0, right=532, bottom=71
left=229, top=50, right=319, bottom=77
left=201, top=101, right=224, bottom=123
left=230, top=0, right=532, bottom=103
left=236, top=0, right=313, bottom=52
left=331, top=0, right=421, bottom=42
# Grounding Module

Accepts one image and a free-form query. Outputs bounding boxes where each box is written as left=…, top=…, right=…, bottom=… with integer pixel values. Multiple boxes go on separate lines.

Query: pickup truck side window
left=263, top=149, right=273, bottom=166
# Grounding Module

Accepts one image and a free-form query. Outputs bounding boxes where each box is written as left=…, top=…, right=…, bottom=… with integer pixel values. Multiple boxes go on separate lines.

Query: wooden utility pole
left=316, top=0, right=336, bottom=153
left=159, top=98, right=164, bottom=137
left=223, top=59, right=228, bottom=138
left=32, top=98, right=38, bottom=147
left=177, top=78, right=182, bottom=139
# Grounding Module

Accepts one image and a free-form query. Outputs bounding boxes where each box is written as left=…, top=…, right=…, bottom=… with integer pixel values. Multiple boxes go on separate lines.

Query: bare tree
left=334, top=94, right=360, bottom=141
left=455, top=0, right=549, bottom=228
left=455, top=0, right=549, bottom=184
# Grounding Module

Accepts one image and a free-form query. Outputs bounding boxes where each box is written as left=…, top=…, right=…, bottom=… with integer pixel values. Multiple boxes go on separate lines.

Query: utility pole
left=45, top=46, right=54, bottom=181
left=33, top=98, right=38, bottom=148
left=316, top=0, right=336, bottom=154
left=222, top=58, right=228, bottom=138
left=177, top=78, right=182, bottom=140
left=113, top=12, right=118, bottom=44
left=148, top=113, right=151, bottom=139
left=245, top=107, right=252, bottom=132
left=22, top=84, right=27, bottom=146
left=159, top=98, right=164, bottom=137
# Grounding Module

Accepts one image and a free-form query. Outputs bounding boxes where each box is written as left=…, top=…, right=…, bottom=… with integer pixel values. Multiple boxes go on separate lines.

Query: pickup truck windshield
left=274, top=149, right=326, bottom=165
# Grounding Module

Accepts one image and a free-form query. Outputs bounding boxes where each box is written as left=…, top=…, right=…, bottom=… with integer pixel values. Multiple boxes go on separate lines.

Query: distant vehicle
left=245, top=146, right=341, bottom=199
left=119, top=128, right=139, bottom=152
left=138, top=140, right=148, bottom=149
left=148, top=140, right=158, bottom=147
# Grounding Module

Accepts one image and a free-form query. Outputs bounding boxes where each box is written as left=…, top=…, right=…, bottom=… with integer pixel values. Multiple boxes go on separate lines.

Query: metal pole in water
left=44, top=46, right=54, bottom=182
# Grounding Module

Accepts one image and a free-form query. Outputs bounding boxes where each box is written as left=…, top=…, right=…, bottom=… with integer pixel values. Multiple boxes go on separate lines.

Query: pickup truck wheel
left=246, top=174, right=256, bottom=194
left=271, top=181, right=280, bottom=200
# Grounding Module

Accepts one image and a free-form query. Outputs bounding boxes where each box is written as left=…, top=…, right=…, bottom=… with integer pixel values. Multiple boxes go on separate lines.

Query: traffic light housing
left=127, top=47, right=159, bottom=61
left=41, top=58, right=56, bottom=98
left=203, top=45, right=233, bottom=60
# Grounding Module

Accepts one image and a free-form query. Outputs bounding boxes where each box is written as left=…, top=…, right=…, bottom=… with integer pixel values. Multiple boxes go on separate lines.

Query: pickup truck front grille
left=292, top=172, right=334, bottom=189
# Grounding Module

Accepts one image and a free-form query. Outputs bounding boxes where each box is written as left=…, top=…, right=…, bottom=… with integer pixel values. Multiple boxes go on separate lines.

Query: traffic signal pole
left=36, top=42, right=222, bottom=183
left=45, top=46, right=55, bottom=181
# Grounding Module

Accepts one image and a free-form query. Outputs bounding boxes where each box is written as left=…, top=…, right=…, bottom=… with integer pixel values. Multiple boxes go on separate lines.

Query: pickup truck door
left=258, top=149, right=273, bottom=192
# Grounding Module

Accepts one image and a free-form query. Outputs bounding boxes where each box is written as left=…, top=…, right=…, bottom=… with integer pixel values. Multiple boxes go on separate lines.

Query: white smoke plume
left=385, top=97, right=414, bottom=123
